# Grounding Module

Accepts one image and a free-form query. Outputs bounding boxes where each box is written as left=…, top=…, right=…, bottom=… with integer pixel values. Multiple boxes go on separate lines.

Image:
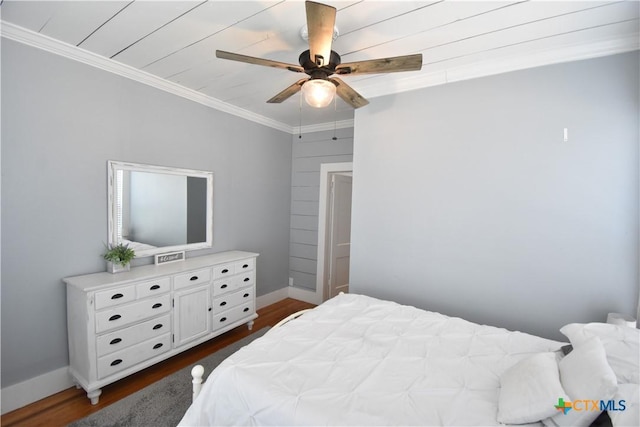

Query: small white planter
left=107, top=261, right=130, bottom=274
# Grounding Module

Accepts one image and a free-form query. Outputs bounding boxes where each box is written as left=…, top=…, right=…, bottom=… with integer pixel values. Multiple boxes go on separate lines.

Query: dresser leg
left=87, top=389, right=102, bottom=405
left=247, top=320, right=254, bottom=330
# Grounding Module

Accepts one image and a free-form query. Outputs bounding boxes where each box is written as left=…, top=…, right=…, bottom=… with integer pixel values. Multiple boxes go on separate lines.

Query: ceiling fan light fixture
left=301, top=79, right=336, bottom=108
left=299, top=25, right=339, bottom=42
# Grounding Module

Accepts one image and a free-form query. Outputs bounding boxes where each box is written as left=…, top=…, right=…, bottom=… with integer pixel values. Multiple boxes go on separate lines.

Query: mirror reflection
left=108, top=161, right=213, bottom=257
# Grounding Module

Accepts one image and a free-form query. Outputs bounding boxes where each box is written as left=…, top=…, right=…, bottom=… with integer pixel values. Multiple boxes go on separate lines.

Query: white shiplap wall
left=289, top=127, right=354, bottom=291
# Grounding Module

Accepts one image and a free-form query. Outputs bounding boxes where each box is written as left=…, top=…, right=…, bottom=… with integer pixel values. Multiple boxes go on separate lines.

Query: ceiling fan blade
left=305, top=1, right=336, bottom=67
left=329, top=77, right=369, bottom=109
left=216, top=50, right=304, bottom=73
left=335, top=53, right=423, bottom=75
left=267, top=78, right=309, bottom=103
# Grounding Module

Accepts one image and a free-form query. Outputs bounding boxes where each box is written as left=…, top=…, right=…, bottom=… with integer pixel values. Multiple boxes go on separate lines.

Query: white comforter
left=179, top=293, right=565, bottom=426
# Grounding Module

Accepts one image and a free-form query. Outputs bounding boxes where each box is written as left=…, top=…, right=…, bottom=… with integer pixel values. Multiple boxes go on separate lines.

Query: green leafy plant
left=102, top=243, right=136, bottom=266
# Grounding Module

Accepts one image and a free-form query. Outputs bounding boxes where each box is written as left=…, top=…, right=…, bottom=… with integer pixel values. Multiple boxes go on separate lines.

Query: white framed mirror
left=107, top=160, right=213, bottom=258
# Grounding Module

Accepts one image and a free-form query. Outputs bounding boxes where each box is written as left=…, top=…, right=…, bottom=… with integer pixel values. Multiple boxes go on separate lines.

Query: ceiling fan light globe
left=299, top=25, right=339, bottom=42
left=302, top=79, right=336, bottom=108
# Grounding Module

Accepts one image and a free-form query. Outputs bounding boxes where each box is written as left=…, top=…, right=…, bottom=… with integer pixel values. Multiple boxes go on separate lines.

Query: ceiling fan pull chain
left=298, top=92, right=303, bottom=139
left=332, top=95, right=337, bottom=141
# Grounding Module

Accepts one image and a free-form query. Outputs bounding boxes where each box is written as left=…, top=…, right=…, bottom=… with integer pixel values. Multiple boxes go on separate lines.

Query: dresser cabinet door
left=173, top=284, right=211, bottom=348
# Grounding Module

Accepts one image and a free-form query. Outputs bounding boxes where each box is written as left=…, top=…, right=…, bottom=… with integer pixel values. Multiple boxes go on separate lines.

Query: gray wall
left=351, top=52, right=639, bottom=341
left=1, top=39, right=292, bottom=387
left=289, top=128, right=354, bottom=290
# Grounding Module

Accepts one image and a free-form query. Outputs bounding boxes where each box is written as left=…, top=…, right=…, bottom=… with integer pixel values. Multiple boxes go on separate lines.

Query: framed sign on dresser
left=64, top=250, right=258, bottom=404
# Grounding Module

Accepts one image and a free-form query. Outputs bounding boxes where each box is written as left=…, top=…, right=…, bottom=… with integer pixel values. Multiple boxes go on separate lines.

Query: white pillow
left=497, top=353, right=569, bottom=424
left=543, top=337, right=618, bottom=427
left=560, top=322, right=639, bottom=384
left=608, top=383, right=639, bottom=427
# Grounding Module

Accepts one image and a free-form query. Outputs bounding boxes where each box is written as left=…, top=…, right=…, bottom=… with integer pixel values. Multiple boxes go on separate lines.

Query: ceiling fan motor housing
left=299, top=49, right=341, bottom=77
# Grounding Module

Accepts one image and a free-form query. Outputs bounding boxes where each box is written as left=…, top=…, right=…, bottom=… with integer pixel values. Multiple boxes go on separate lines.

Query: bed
left=178, top=293, right=639, bottom=426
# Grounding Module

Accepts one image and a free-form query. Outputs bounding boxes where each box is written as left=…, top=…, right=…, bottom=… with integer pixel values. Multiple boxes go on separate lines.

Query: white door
left=327, top=174, right=352, bottom=299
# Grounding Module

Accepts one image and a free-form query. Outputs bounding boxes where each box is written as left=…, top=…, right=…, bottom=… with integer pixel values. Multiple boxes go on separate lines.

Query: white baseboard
left=1, top=366, right=75, bottom=415
left=288, top=286, right=321, bottom=305
left=1, top=285, right=319, bottom=414
left=256, top=287, right=289, bottom=310
left=258, top=285, right=321, bottom=308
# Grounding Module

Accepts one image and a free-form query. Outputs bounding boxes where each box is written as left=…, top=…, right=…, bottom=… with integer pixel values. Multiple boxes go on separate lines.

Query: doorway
left=316, top=163, right=353, bottom=302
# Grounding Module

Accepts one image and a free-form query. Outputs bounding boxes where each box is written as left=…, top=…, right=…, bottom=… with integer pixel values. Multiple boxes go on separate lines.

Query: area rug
left=68, top=327, right=269, bottom=427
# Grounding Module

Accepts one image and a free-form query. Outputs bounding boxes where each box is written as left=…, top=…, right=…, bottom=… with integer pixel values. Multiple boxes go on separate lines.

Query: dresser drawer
left=212, top=278, right=233, bottom=296
left=212, top=273, right=254, bottom=296
left=136, top=277, right=170, bottom=299
left=212, top=287, right=253, bottom=313
left=174, top=268, right=211, bottom=290
left=236, top=273, right=254, bottom=288
left=234, top=258, right=255, bottom=273
left=212, top=263, right=235, bottom=279
left=97, top=333, right=171, bottom=379
left=96, top=314, right=171, bottom=357
left=213, top=302, right=255, bottom=331
left=95, top=294, right=171, bottom=333
left=95, top=285, right=136, bottom=310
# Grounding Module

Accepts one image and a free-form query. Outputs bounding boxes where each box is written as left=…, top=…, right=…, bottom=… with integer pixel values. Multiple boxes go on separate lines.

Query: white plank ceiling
left=1, top=0, right=638, bottom=132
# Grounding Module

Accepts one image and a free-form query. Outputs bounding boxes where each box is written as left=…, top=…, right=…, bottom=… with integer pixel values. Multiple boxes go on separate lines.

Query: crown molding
left=0, top=21, right=297, bottom=134
left=360, top=33, right=640, bottom=99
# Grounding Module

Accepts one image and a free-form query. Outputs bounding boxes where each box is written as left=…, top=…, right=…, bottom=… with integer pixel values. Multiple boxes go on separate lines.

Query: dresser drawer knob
left=110, top=338, right=122, bottom=345
left=220, top=284, right=228, bottom=289
left=243, top=278, right=250, bottom=282
left=220, top=301, right=227, bottom=306
left=189, top=275, right=199, bottom=281
left=242, top=264, right=249, bottom=269
left=111, top=293, right=124, bottom=300
left=109, top=314, right=121, bottom=322
left=110, top=359, right=123, bottom=366
left=150, top=284, right=160, bottom=290
left=152, top=303, right=162, bottom=309
left=153, top=343, right=163, bottom=350
left=243, top=293, right=249, bottom=298
left=152, top=323, right=163, bottom=330
left=221, top=268, right=229, bottom=274
left=220, top=317, right=227, bottom=322
left=243, top=307, right=250, bottom=312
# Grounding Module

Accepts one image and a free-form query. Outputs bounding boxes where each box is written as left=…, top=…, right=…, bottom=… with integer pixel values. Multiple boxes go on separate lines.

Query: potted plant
left=103, top=243, right=136, bottom=273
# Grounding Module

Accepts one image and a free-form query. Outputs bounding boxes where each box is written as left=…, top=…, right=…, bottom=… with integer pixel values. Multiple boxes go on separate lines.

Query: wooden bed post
left=191, top=365, right=204, bottom=402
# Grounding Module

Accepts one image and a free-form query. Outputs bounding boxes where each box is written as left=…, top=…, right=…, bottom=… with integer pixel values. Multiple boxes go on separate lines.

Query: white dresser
left=64, top=250, right=258, bottom=404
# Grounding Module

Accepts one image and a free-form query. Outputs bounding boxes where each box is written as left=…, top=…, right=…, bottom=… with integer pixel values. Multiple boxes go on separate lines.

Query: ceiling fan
left=215, top=1, right=423, bottom=109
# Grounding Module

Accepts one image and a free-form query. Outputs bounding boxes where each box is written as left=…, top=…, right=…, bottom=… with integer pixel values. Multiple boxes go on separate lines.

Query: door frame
left=316, top=162, right=353, bottom=303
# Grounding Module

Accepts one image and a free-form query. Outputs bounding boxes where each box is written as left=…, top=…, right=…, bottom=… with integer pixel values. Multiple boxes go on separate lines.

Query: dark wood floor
left=1, top=298, right=315, bottom=427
